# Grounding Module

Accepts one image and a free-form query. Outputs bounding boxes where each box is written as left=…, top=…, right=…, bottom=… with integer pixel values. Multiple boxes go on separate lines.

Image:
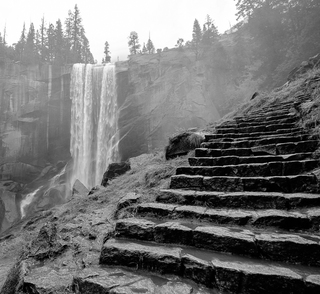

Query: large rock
left=101, top=161, right=131, bottom=187
left=116, top=50, right=221, bottom=161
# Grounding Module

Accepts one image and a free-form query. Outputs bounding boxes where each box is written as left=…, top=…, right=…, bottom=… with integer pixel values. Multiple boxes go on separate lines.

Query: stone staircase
left=100, top=100, right=320, bottom=293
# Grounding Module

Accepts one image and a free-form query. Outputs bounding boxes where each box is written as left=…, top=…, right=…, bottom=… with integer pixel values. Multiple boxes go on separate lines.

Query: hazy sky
left=0, top=0, right=237, bottom=62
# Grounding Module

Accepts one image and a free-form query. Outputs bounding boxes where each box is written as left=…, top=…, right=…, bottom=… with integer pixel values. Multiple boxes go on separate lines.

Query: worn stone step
left=189, top=153, right=313, bottom=166
left=202, top=135, right=314, bottom=149
left=113, top=218, right=320, bottom=267
left=176, top=160, right=320, bottom=177
left=156, top=189, right=320, bottom=210
left=201, top=139, right=318, bottom=153
left=135, top=202, right=318, bottom=231
left=72, top=266, right=208, bottom=294
left=234, top=112, right=296, bottom=123
left=215, top=123, right=298, bottom=135
left=216, top=127, right=302, bottom=136
left=219, top=116, right=298, bottom=128
left=170, top=174, right=320, bottom=193
left=205, top=130, right=305, bottom=141
left=100, top=238, right=320, bottom=293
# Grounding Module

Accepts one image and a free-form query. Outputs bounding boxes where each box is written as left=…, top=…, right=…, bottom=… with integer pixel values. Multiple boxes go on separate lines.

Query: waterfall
left=21, top=187, right=42, bottom=218
left=70, top=64, right=119, bottom=188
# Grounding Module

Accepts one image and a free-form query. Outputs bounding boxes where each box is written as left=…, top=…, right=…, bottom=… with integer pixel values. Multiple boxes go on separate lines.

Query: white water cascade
left=70, top=64, right=119, bottom=188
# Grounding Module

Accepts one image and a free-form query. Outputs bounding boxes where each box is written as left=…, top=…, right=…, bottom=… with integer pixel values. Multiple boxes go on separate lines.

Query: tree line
left=233, top=0, right=320, bottom=88
left=0, top=5, right=94, bottom=66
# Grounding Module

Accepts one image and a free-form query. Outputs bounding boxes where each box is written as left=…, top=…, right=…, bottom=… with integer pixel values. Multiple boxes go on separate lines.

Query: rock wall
left=116, top=49, right=221, bottom=161
left=0, top=62, right=72, bottom=233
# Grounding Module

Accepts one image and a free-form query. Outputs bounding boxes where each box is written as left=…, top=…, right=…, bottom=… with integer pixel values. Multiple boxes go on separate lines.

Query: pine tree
left=192, top=19, right=202, bottom=59
left=46, top=23, right=55, bottom=62
left=65, top=5, right=93, bottom=63
left=65, top=5, right=83, bottom=62
left=142, top=42, right=147, bottom=54
left=103, top=41, right=111, bottom=63
left=54, top=19, right=65, bottom=65
left=24, top=23, right=37, bottom=64
left=80, top=28, right=94, bottom=64
left=201, top=15, right=219, bottom=46
left=15, top=23, right=26, bottom=61
left=128, top=31, right=140, bottom=55
left=146, top=36, right=155, bottom=54
left=39, top=17, right=47, bottom=62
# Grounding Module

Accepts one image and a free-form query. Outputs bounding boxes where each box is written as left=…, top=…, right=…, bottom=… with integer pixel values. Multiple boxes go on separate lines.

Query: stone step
left=156, top=189, right=320, bottom=210
left=176, top=160, right=320, bottom=177
left=216, top=127, right=302, bottom=136
left=201, top=139, right=318, bottom=153
left=205, top=130, right=305, bottom=141
left=219, top=116, right=297, bottom=128
left=72, top=266, right=208, bottom=294
left=234, top=113, right=296, bottom=124
left=189, top=153, right=313, bottom=166
left=215, top=123, right=298, bottom=134
left=170, top=174, right=320, bottom=193
left=249, top=107, right=294, bottom=117
left=135, top=202, right=320, bottom=231
left=100, top=238, right=320, bottom=293
left=113, top=218, right=320, bottom=267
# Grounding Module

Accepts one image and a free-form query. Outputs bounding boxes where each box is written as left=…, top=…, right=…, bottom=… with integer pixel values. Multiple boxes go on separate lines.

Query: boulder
left=72, top=179, right=89, bottom=197
left=101, top=161, right=131, bottom=187
left=165, top=131, right=205, bottom=160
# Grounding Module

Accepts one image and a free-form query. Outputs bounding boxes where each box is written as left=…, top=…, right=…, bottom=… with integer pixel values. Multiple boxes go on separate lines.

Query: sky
left=0, top=0, right=237, bottom=63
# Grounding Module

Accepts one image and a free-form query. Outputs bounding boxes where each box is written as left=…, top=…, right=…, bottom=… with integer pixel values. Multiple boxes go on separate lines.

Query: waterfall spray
left=70, top=64, right=119, bottom=188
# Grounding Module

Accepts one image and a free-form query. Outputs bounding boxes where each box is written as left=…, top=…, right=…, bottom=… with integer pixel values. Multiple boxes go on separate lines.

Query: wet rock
left=101, top=161, right=131, bottom=187
left=117, top=192, right=141, bottom=211
left=115, top=218, right=155, bottom=241
left=181, top=254, right=214, bottom=288
left=193, top=226, right=257, bottom=256
left=212, top=259, right=304, bottom=294
left=306, top=275, right=320, bottom=294
left=100, top=238, right=182, bottom=275
left=88, top=185, right=102, bottom=195
left=0, top=260, right=29, bottom=294
left=29, top=222, right=68, bottom=261
left=137, top=202, right=177, bottom=217
left=23, top=266, right=73, bottom=293
left=72, top=179, right=89, bottom=197
left=154, top=222, right=193, bottom=245
left=255, top=233, right=320, bottom=266
left=73, top=267, right=195, bottom=294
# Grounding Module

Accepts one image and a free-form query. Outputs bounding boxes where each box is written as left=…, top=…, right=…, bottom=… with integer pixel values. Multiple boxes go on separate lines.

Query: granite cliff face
left=116, top=50, right=221, bottom=161
left=0, top=52, right=223, bottom=233
left=0, top=62, right=72, bottom=232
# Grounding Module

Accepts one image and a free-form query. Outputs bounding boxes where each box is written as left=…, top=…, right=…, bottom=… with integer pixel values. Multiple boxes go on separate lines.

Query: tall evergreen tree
left=201, top=15, right=219, bottom=46
left=39, top=17, right=47, bottom=62
left=103, top=41, right=111, bottom=63
left=192, top=19, right=202, bottom=59
left=24, top=23, right=37, bottom=64
left=146, top=36, right=155, bottom=54
left=65, top=5, right=93, bottom=63
left=15, top=23, right=26, bottom=61
left=128, top=31, right=140, bottom=55
left=54, top=19, right=65, bottom=65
